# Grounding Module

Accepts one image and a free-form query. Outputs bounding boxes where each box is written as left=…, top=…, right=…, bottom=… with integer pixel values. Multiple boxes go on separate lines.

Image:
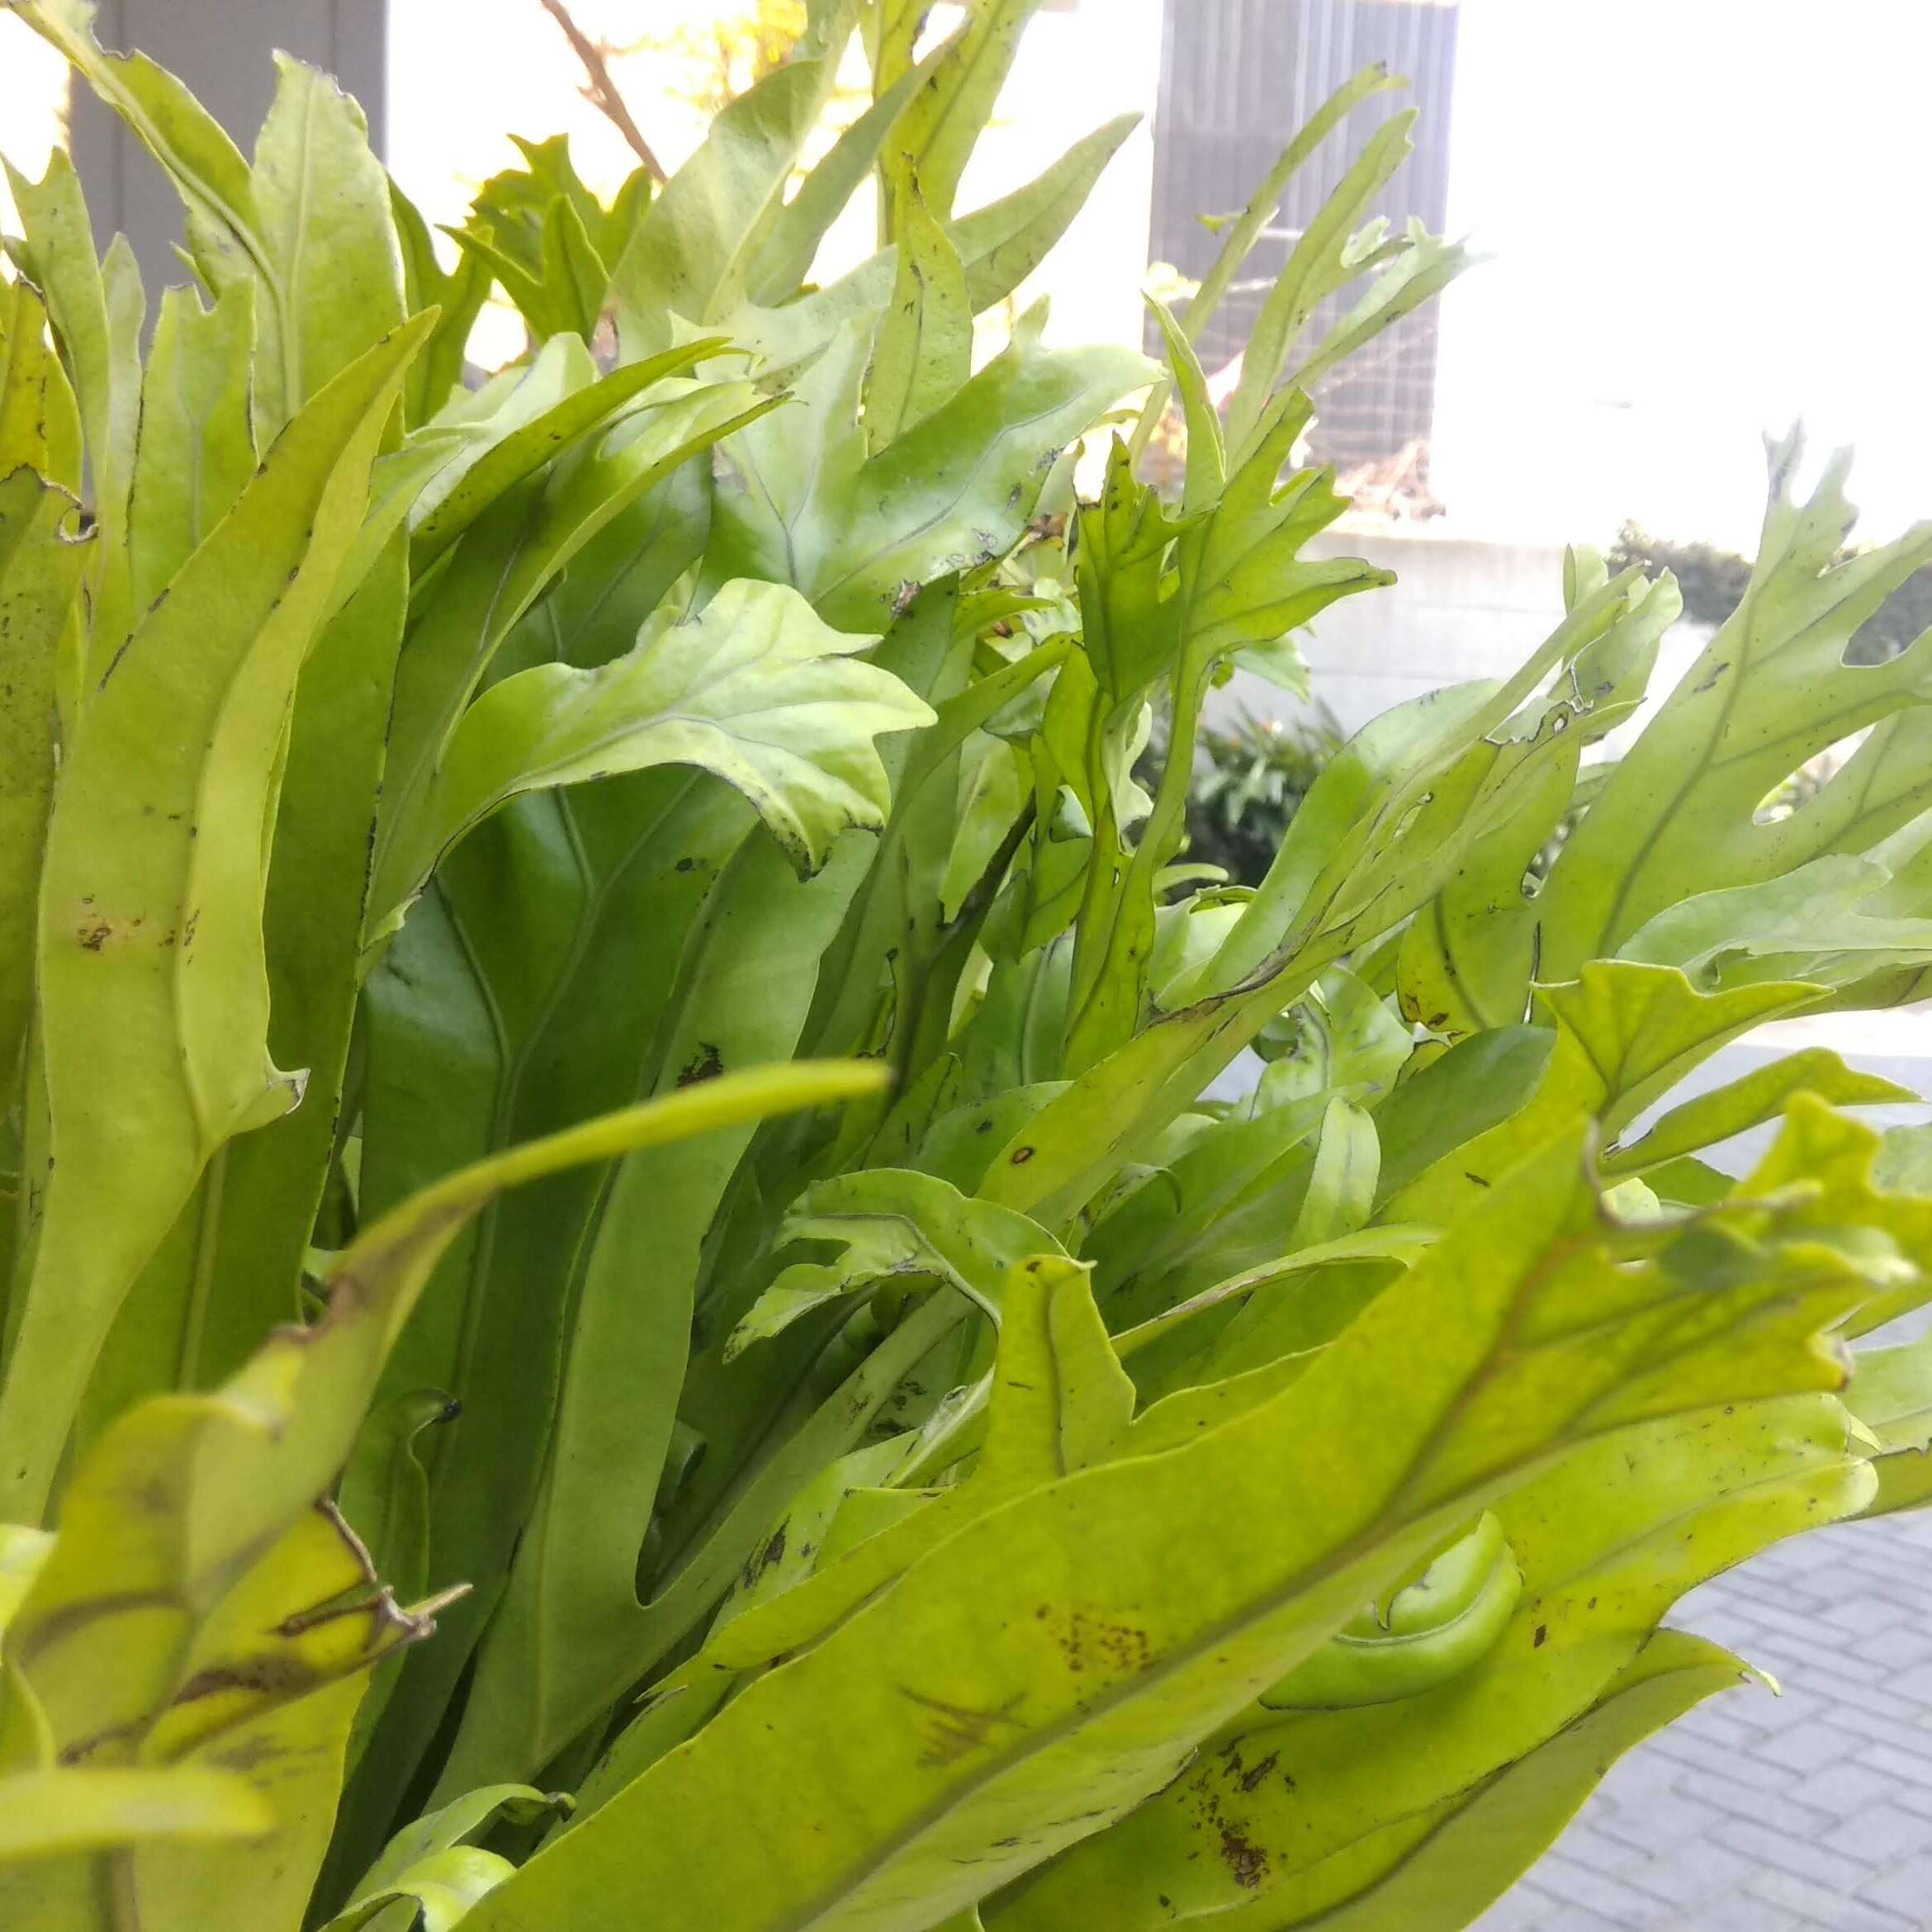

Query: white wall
left=1429, top=0, right=1932, bottom=556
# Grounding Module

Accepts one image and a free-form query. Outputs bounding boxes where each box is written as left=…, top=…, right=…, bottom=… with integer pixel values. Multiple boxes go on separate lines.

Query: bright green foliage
left=2, top=6, right=1930, bottom=1932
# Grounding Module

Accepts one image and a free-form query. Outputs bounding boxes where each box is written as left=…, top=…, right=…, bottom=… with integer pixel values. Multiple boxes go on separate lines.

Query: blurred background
left=10, top=0, right=1932, bottom=735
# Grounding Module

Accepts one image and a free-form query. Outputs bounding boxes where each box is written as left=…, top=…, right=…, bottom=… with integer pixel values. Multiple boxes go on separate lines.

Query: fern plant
left=2, top=5, right=1932, bottom=1931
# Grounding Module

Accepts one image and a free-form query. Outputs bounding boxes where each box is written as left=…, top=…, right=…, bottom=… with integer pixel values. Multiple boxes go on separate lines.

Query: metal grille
left=1149, top=0, right=1459, bottom=480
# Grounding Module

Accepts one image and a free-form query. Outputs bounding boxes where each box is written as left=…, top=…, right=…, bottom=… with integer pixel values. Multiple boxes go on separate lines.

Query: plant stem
left=535, top=0, right=669, bottom=182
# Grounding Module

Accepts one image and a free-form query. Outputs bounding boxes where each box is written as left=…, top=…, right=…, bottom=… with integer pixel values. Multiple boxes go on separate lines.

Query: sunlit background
left=11, top=0, right=1925, bottom=552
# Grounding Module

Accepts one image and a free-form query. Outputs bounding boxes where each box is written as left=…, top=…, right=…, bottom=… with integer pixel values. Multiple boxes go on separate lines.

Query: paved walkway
left=1476, top=1503, right=1932, bottom=1932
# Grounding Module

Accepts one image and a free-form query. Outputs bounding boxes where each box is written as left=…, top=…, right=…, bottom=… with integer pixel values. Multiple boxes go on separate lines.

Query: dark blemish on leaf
left=210, top=1733, right=282, bottom=1774
left=901, top=1687, right=1026, bottom=1767
left=1218, top=1825, right=1269, bottom=1888
left=174, top=1655, right=310, bottom=1703
left=1464, top=1171, right=1491, bottom=1187
left=1236, top=1750, right=1279, bottom=1794
left=892, top=579, right=922, bottom=616
left=97, top=632, right=135, bottom=689
left=1693, top=660, right=1730, bottom=694
left=675, top=856, right=698, bottom=873
left=976, top=1117, right=993, bottom=1134
left=77, top=921, right=111, bottom=951
left=677, top=1043, right=724, bottom=1087
left=1011, top=1145, right=1035, bottom=1165
left=1533, top=1624, right=1549, bottom=1648
left=58, top=1718, right=144, bottom=1764
left=741, top=1524, right=786, bottom=1589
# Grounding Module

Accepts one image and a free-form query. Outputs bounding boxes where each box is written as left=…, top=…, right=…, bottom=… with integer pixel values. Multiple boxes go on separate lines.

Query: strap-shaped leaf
left=728, top=1167, right=1068, bottom=1356
left=17, top=4, right=404, bottom=435
left=371, top=379, right=778, bottom=944
left=390, top=178, right=493, bottom=429
left=1603, top=1045, right=1915, bottom=1177
left=723, top=114, right=1140, bottom=379
left=1210, top=1633, right=1749, bottom=1931
left=611, top=57, right=841, bottom=351
left=3, top=156, right=143, bottom=657
left=433, top=836, right=920, bottom=1797
left=1224, top=109, right=1417, bottom=457
left=374, top=578, right=933, bottom=926
left=1000, top=1392, right=1860, bottom=1926
left=1129, top=63, right=1403, bottom=462
left=350, top=1785, right=567, bottom=1907
left=0, top=272, right=80, bottom=485
left=707, top=307, right=1153, bottom=631
left=888, top=0, right=1044, bottom=223
left=749, top=47, right=943, bottom=303
left=409, top=339, right=732, bottom=571
left=0, top=313, right=434, bottom=1525
left=1385, top=960, right=1822, bottom=1224
left=864, top=176, right=972, bottom=452
left=1540, top=434, right=1932, bottom=978
left=1617, top=823, right=1932, bottom=993
left=0, top=1767, right=271, bottom=1868
left=125, top=283, right=257, bottom=609
left=0, top=467, right=87, bottom=1120
left=1396, top=560, right=1680, bottom=1038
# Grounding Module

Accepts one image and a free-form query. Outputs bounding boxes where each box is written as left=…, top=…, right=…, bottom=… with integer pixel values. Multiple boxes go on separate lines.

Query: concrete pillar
left=69, top=0, right=386, bottom=288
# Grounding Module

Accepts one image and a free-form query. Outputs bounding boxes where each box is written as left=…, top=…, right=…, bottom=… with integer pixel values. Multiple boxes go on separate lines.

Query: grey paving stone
left=1801, top=1761, right=1909, bottom=1821
left=1854, top=1860, right=1932, bottom=1922
left=1853, top=1627, right=1932, bottom=1670
left=1743, top=1863, right=1918, bottom=1931
left=1646, top=1891, right=1803, bottom=1932
left=1527, top=1851, right=1676, bottom=1925
left=1752, top=1721, right=1871, bottom=1777
left=1710, top=1818, right=1873, bottom=1894
left=1592, top=1837, right=1759, bottom=1908
left=1819, top=1802, right=1932, bottom=1866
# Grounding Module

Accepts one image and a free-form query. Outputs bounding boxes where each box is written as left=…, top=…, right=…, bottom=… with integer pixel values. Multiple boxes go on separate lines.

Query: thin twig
left=536, top=0, right=669, bottom=182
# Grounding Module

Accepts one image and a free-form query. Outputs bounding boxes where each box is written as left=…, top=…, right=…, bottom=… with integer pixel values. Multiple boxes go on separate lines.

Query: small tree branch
left=536, top=0, right=669, bottom=182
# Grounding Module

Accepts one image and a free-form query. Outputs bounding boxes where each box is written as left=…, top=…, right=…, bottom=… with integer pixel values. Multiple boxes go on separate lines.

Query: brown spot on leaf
left=1219, top=1825, right=1269, bottom=1888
